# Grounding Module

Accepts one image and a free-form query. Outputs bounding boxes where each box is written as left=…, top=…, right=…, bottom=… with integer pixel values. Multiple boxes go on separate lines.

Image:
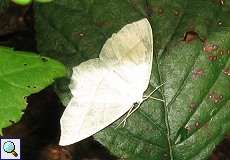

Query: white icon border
left=1, top=139, right=21, bottom=160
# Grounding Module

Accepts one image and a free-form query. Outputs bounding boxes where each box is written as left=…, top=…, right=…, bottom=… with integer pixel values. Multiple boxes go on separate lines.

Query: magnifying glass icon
left=3, top=141, right=18, bottom=157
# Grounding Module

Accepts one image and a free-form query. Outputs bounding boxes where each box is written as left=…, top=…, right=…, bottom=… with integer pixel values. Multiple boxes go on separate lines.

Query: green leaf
left=34, top=0, right=230, bottom=159
left=35, top=0, right=54, bottom=3
left=0, top=47, right=67, bottom=133
left=10, top=0, right=54, bottom=5
left=11, top=0, right=32, bottom=5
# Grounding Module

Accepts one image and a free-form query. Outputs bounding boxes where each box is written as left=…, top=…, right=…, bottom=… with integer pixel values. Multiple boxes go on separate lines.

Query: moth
left=60, top=18, right=153, bottom=146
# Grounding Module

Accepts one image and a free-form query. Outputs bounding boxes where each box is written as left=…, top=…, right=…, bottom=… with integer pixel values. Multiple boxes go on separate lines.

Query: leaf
left=11, top=0, right=32, bottom=5
left=0, top=47, right=67, bottom=133
left=0, top=0, right=9, bottom=11
left=34, top=0, right=230, bottom=159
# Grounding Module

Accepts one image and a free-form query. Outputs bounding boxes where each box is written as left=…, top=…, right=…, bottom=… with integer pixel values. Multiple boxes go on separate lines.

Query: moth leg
left=121, top=103, right=142, bottom=124
left=116, top=82, right=166, bottom=128
left=116, top=103, right=140, bottom=128
left=120, top=82, right=166, bottom=124
left=116, top=104, right=135, bottom=128
left=143, top=96, right=164, bottom=102
left=120, top=107, right=133, bottom=127
left=123, top=105, right=135, bottom=126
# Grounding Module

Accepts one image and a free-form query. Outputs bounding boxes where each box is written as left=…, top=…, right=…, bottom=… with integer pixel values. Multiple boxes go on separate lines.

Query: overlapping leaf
left=0, top=47, right=66, bottom=132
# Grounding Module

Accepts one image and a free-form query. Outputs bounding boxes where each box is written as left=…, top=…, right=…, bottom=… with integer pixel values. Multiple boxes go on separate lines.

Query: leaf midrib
left=154, top=9, right=187, bottom=160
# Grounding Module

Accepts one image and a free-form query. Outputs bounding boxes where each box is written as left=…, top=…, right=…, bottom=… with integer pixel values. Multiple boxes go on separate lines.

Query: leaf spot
left=163, top=153, right=168, bottom=157
left=227, top=49, right=230, bottom=56
left=209, top=92, right=223, bottom=103
left=192, top=68, right=204, bottom=80
left=9, top=120, right=15, bottom=124
left=24, top=63, right=27, bottom=66
left=195, top=122, right=200, bottom=128
left=157, top=7, right=164, bottom=15
left=203, top=42, right=218, bottom=52
left=190, top=102, right=198, bottom=111
left=220, top=0, right=225, bottom=5
left=183, top=31, right=199, bottom=43
left=41, top=57, right=48, bottom=62
left=173, top=10, right=180, bottom=16
left=218, top=49, right=225, bottom=56
left=223, top=67, right=230, bottom=76
left=79, top=33, right=85, bottom=37
left=217, top=20, right=223, bottom=26
left=208, top=55, right=218, bottom=61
